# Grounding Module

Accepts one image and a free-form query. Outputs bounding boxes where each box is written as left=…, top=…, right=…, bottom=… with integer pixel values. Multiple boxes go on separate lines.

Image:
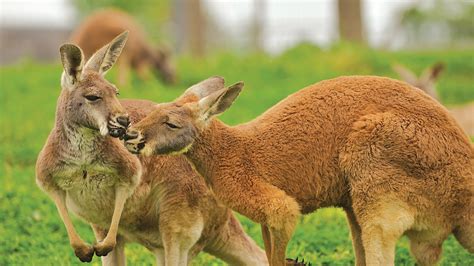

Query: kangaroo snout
left=124, top=129, right=139, bottom=141
left=124, top=129, right=146, bottom=154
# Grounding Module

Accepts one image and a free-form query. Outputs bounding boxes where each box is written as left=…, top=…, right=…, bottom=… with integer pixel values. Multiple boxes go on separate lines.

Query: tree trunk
left=172, top=0, right=186, bottom=53
left=337, top=0, right=364, bottom=43
left=172, top=0, right=205, bottom=56
left=187, top=0, right=205, bottom=56
left=251, top=0, right=265, bottom=51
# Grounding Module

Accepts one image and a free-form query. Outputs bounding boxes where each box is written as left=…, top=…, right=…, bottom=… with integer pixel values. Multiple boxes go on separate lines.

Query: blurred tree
left=172, top=0, right=187, bottom=53
left=188, top=0, right=205, bottom=56
left=250, top=0, right=265, bottom=52
left=397, top=0, right=474, bottom=48
left=337, top=0, right=365, bottom=43
left=172, top=0, right=205, bottom=56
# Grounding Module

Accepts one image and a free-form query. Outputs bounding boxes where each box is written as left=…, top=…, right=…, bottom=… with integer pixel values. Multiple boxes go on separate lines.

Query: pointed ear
left=178, top=76, right=226, bottom=102
left=60, top=43, right=84, bottom=88
left=198, top=81, right=244, bottom=119
left=392, top=63, right=418, bottom=85
left=420, top=62, right=445, bottom=84
left=84, top=31, right=128, bottom=75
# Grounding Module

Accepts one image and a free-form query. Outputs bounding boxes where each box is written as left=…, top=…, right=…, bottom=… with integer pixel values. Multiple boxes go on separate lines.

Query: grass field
left=1, top=44, right=473, bottom=265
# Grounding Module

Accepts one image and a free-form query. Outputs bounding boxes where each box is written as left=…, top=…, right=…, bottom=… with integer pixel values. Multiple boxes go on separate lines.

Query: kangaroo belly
left=66, top=179, right=117, bottom=225
left=63, top=170, right=165, bottom=248
left=58, top=166, right=117, bottom=223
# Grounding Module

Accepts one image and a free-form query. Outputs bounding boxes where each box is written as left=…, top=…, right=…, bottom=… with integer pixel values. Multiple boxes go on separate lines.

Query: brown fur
left=393, top=62, right=474, bottom=136
left=36, top=36, right=266, bottom=265
left=125, top=76, right=473, bottom=266
left=71, top=8, right=176, bottom=85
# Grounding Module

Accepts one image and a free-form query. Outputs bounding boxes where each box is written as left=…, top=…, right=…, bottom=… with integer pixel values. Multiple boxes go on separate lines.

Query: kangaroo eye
left=165, top=122, right=180, bottom=129
left=84, top=95, right=101, bottom=101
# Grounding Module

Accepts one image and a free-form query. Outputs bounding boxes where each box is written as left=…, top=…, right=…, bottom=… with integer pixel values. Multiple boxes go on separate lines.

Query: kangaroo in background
left=393, top=62, right=474, bottom=136
left=71, top=8, right=176, bottom=86
left=124, top=76, right=473, bottom=266
left=36, top=32, right=267, bottom=265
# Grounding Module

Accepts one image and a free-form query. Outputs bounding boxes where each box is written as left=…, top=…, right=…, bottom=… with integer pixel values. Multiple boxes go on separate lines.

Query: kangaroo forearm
left=93, top=185, right=132, bottom=256
left=49, top=190, right=85, bottom=245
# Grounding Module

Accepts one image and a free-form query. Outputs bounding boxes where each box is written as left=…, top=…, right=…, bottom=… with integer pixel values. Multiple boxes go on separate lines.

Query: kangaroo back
left=70, top=9, right=176, bottom=84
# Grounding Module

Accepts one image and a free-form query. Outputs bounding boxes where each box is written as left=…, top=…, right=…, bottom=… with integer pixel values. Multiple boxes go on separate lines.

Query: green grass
left=1, top=44, right=473, bottom=265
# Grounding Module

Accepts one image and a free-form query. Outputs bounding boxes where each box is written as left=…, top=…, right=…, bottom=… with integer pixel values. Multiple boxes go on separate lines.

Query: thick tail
left=205, top=212, right=268, bottom=266
left=453, top=195, right=474, bottom=253
left=454, top=217, right=474, bottom=253
left=454, top=163, right=474, bottom=253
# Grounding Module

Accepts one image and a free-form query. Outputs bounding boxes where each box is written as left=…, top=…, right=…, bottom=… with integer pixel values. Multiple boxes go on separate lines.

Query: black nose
left=124, top=130, right=139, bottom=141
left=117, top=116, right=130, bottom=127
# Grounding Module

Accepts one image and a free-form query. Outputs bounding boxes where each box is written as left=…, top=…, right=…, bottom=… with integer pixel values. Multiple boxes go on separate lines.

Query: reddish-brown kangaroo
left=124, top=76, right=473, bottom=266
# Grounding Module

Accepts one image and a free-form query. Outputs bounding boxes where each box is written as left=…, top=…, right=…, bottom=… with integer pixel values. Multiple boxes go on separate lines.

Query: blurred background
left=1, top=0, right=474, bottom=63
left=1, top=0, right=473, bottom=265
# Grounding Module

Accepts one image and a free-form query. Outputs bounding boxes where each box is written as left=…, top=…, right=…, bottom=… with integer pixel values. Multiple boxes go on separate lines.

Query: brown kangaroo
left=393, top=62, right=474, bottom=136
left=36, top=33, right=267, bottom=265
left=124, top=76, right=473, bottom=266
left=70, top=8, right=176, bottom=85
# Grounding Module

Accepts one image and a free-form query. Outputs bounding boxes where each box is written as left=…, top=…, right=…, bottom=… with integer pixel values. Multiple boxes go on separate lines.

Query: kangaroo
left=123, top=76, right=473, bottom=266
left=36, top=33, right=267, bottom=265
left=393, top=62, right=474, bottom=136
left=70, top=8, right=176, bottom=85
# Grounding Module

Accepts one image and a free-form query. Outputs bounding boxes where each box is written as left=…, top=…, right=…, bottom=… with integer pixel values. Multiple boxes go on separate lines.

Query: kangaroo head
left=123, top=76, right=243, bottom=156
left=393, top=62, right=445, bottom=100
left=59, top=31, right=130, bottom=137
left=151, top=46, right=177, bottom=84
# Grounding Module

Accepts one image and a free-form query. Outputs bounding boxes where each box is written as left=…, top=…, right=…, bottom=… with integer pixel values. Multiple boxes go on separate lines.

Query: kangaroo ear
left=420, top=62, right=445, bottom=83
left=198, top=81, right=244, bottom=120
left=178, top=76, right=226, bottom=103
left=60, top=43, right=84, bottom=89
left=84, top=31, right=128, bottom=75
left=392, top=63, right=418, bottom=85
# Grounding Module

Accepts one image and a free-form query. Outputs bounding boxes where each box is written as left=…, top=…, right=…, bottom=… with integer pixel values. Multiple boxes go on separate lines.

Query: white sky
left=0, top=0, right=419, bottom=52
left=0, top=0, right=76, bottom=28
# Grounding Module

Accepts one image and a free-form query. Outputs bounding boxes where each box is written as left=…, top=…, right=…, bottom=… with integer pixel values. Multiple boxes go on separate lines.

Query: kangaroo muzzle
left=124, top=129, right=146, bottom=154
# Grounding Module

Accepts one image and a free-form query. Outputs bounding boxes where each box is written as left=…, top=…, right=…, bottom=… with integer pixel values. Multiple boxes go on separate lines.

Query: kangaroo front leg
left=50, top=190, right=94, bottom=262
left=94, top=186, right=130, bottom=257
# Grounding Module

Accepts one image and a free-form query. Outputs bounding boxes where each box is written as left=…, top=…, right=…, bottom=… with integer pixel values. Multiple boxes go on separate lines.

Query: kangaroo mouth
left=125, top=140, right=146, bottom=154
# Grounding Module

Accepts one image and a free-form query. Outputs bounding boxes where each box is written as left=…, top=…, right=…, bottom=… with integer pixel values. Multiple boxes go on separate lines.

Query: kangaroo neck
left=185, top=119, right=241, bottom=187
left=54, top=92, right=105, bottom=157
